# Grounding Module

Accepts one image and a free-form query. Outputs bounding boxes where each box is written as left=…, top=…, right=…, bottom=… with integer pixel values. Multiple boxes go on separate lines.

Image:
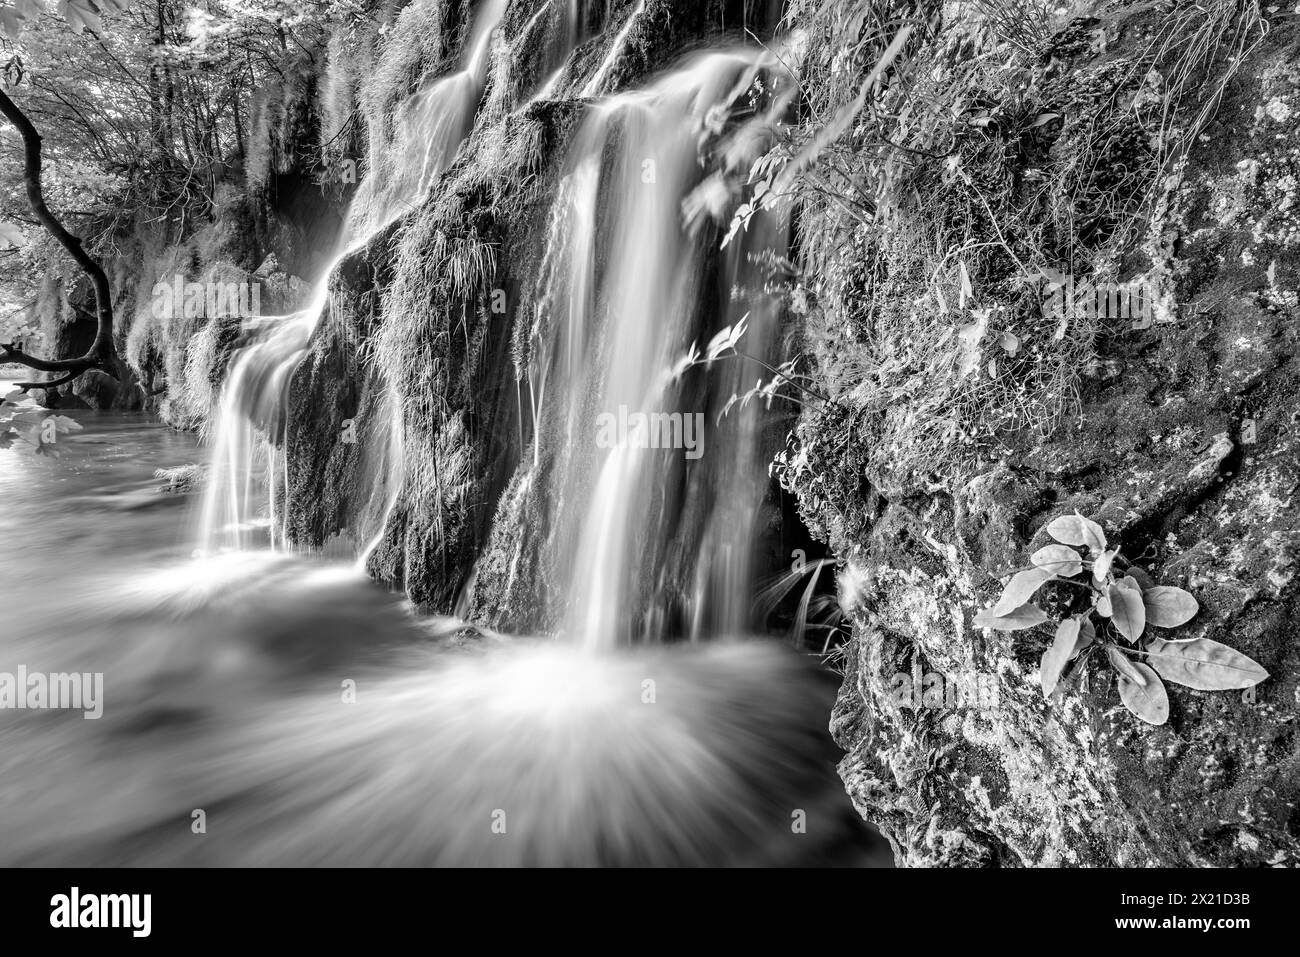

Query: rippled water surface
left=0, top=398, right=888, bottom=866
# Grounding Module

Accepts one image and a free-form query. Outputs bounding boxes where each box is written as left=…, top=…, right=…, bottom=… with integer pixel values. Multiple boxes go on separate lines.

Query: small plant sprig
left=670, top=316, right=847, bottom=416
left=975, top=511, right=1269, bottom=725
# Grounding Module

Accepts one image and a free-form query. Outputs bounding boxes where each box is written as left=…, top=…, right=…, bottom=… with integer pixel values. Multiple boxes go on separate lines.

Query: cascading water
left=576, top=0, right=646, bottom=98
left=198, top=0, right=507, bottom=555
left=531, top=0, right=584, bottom=98
left=511, top=49, right=793, bottom=650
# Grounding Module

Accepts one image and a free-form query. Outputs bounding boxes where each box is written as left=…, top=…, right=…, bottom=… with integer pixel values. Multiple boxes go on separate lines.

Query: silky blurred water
left=0, top=398, right=889, bottom=866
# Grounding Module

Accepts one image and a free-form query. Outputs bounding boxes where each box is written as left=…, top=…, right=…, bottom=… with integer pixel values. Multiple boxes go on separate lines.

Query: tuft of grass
left=154, top=463, right=206, bottom=494
left=972, top=0, right=1052, bottom=57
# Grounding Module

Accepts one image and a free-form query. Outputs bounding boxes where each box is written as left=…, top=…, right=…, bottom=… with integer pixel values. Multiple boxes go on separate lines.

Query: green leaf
left=1107, top=645, right=1147, bottom=687
left=1095, top=591, right=1112, bottom=617
left=973, top=602, right=1048, bottom=632
left=955, top=307, right=990, bottom=379
left=988, top=566, right=1054, bottom=617
left=58, top=0, right=101, bottom=34
left=1117, top=662, right=1169, bottom=725
left=46, top=414, right=82, bottom=435
left=706, top=317, right=748, bottom=360
left=10, top=410, right=45, bottom=431
left=1144, top=637, right=1269, bottom=691
left=1, top=390, right=39, bottom=419
left=1041, top=617, right=1080, bottom=697
left=1044, top=512, right=1107, bottom=552
left=1030, top=544, right=1082, bottom=577
left=1142, top=586, right=1198, bottom=628
left=1071, top=616, right=1096, bottom=660
left=1126, top=566, right=1156, bottom=590
left=1109, top=576, right=1145, bottom=642
left=1092, top=547, right=1117, bottom=585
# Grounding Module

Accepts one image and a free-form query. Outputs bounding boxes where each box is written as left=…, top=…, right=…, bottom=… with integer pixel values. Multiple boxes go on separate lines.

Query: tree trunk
left=0, top=87, right=117, bottom=390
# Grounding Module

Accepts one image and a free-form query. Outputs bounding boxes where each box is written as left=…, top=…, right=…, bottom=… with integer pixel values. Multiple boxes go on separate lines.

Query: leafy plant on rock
left=975, top=511, right=1268, bottom=725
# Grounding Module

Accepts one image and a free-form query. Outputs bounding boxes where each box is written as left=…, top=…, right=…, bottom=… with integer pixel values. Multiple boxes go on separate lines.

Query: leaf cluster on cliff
left=977, top=510, right=1268, bottom=724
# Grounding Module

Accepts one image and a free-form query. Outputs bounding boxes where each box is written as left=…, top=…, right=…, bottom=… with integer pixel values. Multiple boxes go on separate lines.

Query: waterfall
left=199, top=7, right=799, bottom=652
left=520, top=49, right=792, bottom=650
left=197, top=0, right=508, bottom=555
left=0, top=4, right=888, bottom=869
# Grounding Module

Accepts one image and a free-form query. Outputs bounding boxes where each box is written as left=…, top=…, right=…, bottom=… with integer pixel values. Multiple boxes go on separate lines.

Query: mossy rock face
left=72, top=369, right=122, bottom=410
left=814, top=16, right=1300, bottom=867
left=262, top=0, right=1299, bottom=865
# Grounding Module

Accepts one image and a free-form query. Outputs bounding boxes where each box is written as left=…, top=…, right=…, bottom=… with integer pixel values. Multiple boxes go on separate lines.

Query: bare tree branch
left=16, top=370, right=79, bottom=391
left=0, top=86, right=118, bottom=388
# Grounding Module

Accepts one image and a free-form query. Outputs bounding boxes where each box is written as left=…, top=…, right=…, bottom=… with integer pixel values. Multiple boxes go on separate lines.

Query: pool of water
left=0, top=393, right=889, bottom=866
